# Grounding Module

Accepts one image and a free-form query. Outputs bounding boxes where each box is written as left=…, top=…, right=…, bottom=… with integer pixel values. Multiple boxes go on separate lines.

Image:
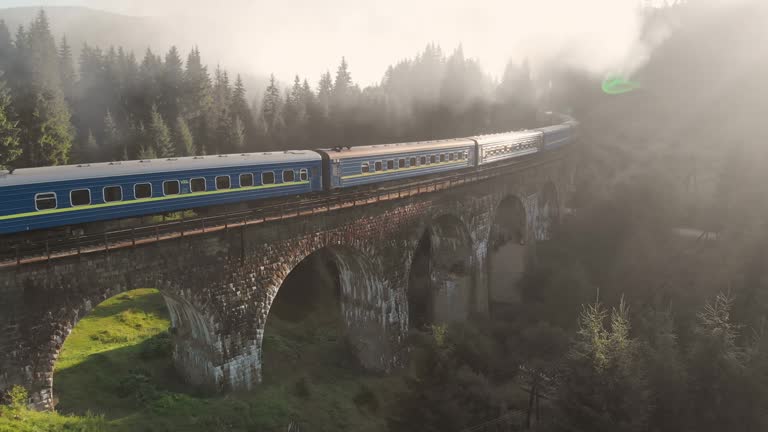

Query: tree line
left=0, top=10, right=540, bottom=170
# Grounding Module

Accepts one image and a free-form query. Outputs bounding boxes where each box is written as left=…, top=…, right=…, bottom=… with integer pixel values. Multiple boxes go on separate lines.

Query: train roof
left=0, top=150, right=322, bottom=187
left=471, top=129, right=543, bottom=145
left=318, top=138, right=475, bottom=160
left=538, top=123, right=572, bottom=133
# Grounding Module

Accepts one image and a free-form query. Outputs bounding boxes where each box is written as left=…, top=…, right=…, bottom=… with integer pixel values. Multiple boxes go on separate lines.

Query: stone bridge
left=0, top=153, right=573, bottom=410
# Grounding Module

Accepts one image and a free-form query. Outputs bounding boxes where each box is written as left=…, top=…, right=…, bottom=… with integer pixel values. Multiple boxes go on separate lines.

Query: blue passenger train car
left=540, top=124, right=573, bottom=150
left=474, top=130, right=544, bottom=166
left=315, top=138, right=476, bottom=190
left=0, top=151, right=322, bottom=234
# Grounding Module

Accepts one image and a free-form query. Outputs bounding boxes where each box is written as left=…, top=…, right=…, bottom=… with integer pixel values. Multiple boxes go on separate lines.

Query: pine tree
left=555, top=298, right=650, bottom=432
left=212, top=65, right=231, bottom=116
left=317, top=71, right=333, bottom=117
left=183, top=47, right=212, bottom=119
left=283, top=76, right=303, bottom=127
left=159, top=46, right=184, bottom=122
left=24, top=10, right=61, bottom=90
left=126, top=121, right=148, bottom=159
left=183, top=47, right=212, bottom=156
left=229, top=115, right=246, bottom=152
left=231, top=74, right=254, bottom=147
left=231, top=74, right=250, bottom=121
left=17, top=87, right=73, bottom=167
left=147, top=104, right=174, bottom=158
left=102, top=110, right=121, bottom=160
left=173, top=116, right=195, bottom=156
left=301, top=78, right=314, bottom=105
left=136, top=143, right=157, bottom=160
left=0, top=81, right=20, bottom=169
left=58, top=35, right=75, bottom=101
left=74, top=129, right=99, bottom=163
left=0, top=20, right=13, bottom=75
left=260, top=74, right=282, bottom=133
left=333, top=57, right=352, bottom=98
left=139, top=47, right=163, bottom=120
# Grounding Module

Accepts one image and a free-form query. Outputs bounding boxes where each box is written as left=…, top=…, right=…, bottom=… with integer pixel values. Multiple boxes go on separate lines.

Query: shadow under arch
left=407, top=214, right=474, bottom=329
left=487, top=195, right=528, bottom=309
left=46, top=284, right=219, bottom=412
left=261, top=245, right=386, bottom=382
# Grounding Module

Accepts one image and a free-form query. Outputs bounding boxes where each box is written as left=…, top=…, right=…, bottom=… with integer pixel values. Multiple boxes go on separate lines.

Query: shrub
left=8, top=385, right=28, bottom=409
left=353, top=384, right=379, bottom=412
left=293, top=376, right=311, bottom=399
left=116, top=369, right=162, bottom=405
left=139, top=331, right=172, bottom=359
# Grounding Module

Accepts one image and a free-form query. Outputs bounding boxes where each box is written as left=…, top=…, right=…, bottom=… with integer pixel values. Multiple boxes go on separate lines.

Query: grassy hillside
left=0, top=288, right=402, bottom=432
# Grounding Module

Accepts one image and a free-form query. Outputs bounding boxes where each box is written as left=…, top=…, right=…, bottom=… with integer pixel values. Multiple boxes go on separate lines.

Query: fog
left=5, top=0, right=673, bottom=84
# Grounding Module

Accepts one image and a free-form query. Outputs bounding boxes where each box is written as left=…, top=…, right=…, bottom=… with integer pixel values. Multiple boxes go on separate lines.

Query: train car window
left=361, top=162, right=370, bottom=173
left=190, top=177, right=206, bottom=192
left=387, top=160, right=394, bottom=170
left=410, top=157, right=417, bottom=167
left=35, top=192, right=57, bottom=211
left=449, top=153, right=454, bottom=161
left=398, top=159, right=405, bottom=169
left=240, top=173, right=254, bottom=187
left=262, top=172, right=275, bottom=185
left=375, top=161, right=382, bottom=171
left=70, top=189, right=91, bottom=207
left=134, top=183, right=152, bottom=199
left=459, top=152, right=465, bottom=160
left=300, top=169, right=309, bottom=181
left=215, top=175, right=231, bottom=190
left=420, top=156, right=427, bottom=165
left=283, top=170, right=295, bottom=183
left=430, top=155, right=436, bottom=164
left=440, top=154, right=446, bottom=162
left=163, top=180, right=180, bottom=196
left=103, top=186, right=122, bottom=202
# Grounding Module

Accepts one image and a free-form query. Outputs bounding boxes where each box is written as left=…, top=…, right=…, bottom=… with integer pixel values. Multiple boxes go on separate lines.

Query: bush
left=139, top=331, right=172, bottom=359
left=353, top=384, right=379, bottom=412
left=116, top=369, right=161, bottom=405
left=293, top=376, right=311, bottom=400
left=8, top=385, right=28, bottom=409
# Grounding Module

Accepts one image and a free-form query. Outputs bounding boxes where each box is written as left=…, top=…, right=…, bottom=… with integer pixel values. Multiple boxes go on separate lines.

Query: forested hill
left=0, top=7, right=269, bottom=110
left=0, top=7, right=173, bottom=66
left=0, top=9, right=541, bottom=171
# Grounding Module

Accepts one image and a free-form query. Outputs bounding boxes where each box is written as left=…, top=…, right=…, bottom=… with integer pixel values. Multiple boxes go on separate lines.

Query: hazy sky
left=2, top=0, right=661, bottom=85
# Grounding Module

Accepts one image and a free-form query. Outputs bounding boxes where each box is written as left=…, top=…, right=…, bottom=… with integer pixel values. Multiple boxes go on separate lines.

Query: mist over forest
left=0, top=7, right=549, bottom=169
left=3, top=1, right=768, bottom=431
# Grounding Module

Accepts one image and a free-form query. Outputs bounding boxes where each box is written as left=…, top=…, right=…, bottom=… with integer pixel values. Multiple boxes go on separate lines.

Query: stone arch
left=261, top=245, right=387, bottom=381
left=487, top=195, right=528, bottom=307
left=407, top=213, right=474, bottom=328
left=537, top=181, right=560, bottom=241
left=35, top=274, right=216, bottom=410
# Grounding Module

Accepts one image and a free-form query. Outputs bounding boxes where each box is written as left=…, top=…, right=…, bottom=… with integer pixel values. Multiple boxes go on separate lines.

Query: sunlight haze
left=3, top=0, right=657, bottom=83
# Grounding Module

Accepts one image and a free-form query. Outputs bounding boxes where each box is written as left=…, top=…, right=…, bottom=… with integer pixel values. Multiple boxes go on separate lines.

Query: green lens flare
left=602, top=76, right=640, bottom=95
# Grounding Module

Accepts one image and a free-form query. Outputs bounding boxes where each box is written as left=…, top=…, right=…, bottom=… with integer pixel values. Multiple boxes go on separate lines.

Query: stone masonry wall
left=0, top=156, right=572, bottom=410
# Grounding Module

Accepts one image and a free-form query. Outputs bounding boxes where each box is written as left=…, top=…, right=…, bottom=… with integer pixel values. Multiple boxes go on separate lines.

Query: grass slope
left=1, top=288, right=401, bottom=432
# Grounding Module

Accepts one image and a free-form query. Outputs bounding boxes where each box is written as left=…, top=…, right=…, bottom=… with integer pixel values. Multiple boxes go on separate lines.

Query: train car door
left=331, top=160, right=342, bottom=188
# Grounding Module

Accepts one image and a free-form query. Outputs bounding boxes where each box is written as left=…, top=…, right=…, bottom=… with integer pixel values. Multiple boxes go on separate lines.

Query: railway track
left=0, top=149, right=569, bottom=268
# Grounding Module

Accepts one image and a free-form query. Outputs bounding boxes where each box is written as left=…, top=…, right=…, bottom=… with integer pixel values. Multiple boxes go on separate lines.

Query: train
left=0, top=117, right=577, bottom=235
